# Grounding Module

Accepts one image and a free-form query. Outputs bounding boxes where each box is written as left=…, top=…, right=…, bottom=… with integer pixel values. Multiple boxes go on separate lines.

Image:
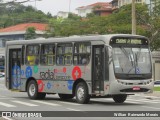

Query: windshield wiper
left=136, top=47, right=142, bottom=66
left=121, top=47, right=135, bottom=67
left=127, top=48, right=136, bottom=74
left=128, top=48, right=142, bottom=74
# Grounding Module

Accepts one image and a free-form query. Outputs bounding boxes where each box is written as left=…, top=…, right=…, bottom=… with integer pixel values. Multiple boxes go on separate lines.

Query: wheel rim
left=77, top=87, right=84, bottom=100
left=29, top=84, right=36, bottom=96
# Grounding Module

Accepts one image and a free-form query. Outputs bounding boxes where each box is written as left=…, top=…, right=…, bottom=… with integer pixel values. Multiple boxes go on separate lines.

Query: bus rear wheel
left=27, top=80, right=46, bottom=99
left=58, top=94, right=74, bottom=100
left=75, top=82, right=90, bottom=104
left=113, top=94, right=127, bottom=103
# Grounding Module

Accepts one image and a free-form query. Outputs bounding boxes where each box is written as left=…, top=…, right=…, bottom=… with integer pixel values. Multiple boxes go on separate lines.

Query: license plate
left=133, top=87, right=140, bottom=90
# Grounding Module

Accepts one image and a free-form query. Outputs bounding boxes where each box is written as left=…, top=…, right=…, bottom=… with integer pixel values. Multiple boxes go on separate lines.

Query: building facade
left=0, top=23, right=47, bottom=69
left=115, top=0, right=150, bottom=7
left=111, top=0, right=157, bottom=14
left=57, top=11, right=69, bottom=18
left=76, top=2, right=113, bottom=17
left=152, top=51, right=160, bottom=81
left=0, top=23, right=47, bottom=47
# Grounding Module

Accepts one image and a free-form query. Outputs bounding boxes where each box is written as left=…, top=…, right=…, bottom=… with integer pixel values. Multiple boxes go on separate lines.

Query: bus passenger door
left=92, top=45, right=104, bottom=94
left=9, top=49, right=21, bottom=90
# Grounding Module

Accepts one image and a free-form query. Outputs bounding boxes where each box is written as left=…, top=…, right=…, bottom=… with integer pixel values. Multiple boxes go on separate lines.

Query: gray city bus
left=5, top=34, right=153, bottom=104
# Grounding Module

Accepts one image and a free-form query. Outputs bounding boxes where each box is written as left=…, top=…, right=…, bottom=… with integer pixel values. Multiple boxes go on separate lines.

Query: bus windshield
left=112, top=47, right=152, bottom=79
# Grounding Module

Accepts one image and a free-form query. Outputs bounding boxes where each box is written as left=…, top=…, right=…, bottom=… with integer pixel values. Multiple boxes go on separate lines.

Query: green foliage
left=46, top=3, right=160, bottom=50
left=25, top=27, right=36, bottom=40
left=143, top=1, right=160, bottom=50
left=68, top=13, right=81, bottom=20
left=1, top=1, right=160, bottom=50
left=86, top=13, right=96, bottom=18
left=48, top=3, right=149, bottom=36
left=154, top=87, right=160, bottom=91
left=0, top=3, right=51, bottom=28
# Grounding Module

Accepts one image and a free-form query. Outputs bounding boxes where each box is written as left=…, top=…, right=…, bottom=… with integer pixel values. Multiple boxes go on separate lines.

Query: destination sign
left=110, top=38, right=148, bottom=45
left=115, top=39, right=142, bottom=44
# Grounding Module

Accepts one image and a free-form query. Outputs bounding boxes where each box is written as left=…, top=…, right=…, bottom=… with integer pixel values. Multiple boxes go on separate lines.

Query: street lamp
left=132, top=0, right=136, bottom=35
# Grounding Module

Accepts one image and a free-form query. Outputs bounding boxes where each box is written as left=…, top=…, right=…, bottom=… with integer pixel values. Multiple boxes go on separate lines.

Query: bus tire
left=27, top=80, right=46, bottom=100
left=58, top=94, right=74, bottom=100
left=75, top=82, right=90, bottom=104
left=113, top=94, right=127, bottom=103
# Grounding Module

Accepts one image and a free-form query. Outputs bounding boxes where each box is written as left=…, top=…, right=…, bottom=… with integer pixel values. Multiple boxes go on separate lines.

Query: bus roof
left=6, top=34, right=148, bottom=46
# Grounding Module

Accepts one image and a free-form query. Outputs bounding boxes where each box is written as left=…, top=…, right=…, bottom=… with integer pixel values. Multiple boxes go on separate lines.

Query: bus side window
left=26, top=45, right=39, bottom=66
left=40, top=44, right=55, bottom=65
left=74, top=42, right=91, bottom=65
left=56, top=43, right=72, bottom=65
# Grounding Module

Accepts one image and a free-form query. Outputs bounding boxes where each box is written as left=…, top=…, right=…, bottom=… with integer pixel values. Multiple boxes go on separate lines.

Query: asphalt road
left=0, top=78, right=160, bottom=120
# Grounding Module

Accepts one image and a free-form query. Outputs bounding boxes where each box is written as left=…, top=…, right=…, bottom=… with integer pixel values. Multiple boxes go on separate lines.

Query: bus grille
left=120, top=88, right=149, bottom=92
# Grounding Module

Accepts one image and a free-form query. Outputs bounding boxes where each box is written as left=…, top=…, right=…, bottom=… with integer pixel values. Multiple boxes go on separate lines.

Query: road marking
left=31, top=100, right=61, bottom=106
left=127, top=99, right=159, bottom=103
left=0, top=98, right=15, bottom=100
left=0, top=95, right=6, bottom=97
left=125, top=101, right=141, bottom=104
left=141, top=106, right=160, bottom=110
left=145, top=96, right=160, bottom=99
left=91, top=99, right=141, bottom=104
left=58, top=101, right=81, bottom=105
left=2, top=116, right=13, bottom=120
left=0, top=102, right=16, bottom=107
left=66, top=108, right=81, bottom=111
left=91, top=98, right=160, bottom=104
left=134, top=94, right=160, bottom=99
left=11, top=100, right=38, bottom=106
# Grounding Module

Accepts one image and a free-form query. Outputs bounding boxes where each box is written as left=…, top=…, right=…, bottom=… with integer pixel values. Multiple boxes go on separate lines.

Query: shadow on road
left=11, top=95, right=144, bottom=106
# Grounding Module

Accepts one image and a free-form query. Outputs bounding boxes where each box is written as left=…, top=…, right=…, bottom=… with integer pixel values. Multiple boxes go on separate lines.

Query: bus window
left=41, top=44, right=55, bottom=65
left=74, top=42, right=91, bottom=65
left=56, top=43, right=72, bottom=65
left=26, top=45, right=39, bottom=65
left=0, top=56, right=4, bottom=72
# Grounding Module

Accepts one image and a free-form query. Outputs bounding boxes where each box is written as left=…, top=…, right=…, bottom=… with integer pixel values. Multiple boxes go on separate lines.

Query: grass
left=153, top=87, right=160, bottom=91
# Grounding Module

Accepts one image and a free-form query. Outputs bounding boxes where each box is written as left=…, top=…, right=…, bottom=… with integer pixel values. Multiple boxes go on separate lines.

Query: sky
left=20, top=0, right=112, bottom=16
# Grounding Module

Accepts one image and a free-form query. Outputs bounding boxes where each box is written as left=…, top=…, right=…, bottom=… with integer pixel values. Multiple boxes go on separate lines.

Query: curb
left=134, top=92, right=160, bottom=99
left=144, top=91, right=160, bottom=98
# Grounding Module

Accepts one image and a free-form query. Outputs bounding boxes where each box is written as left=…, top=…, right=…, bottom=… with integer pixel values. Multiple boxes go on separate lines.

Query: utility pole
left=34, top=0, right=42, bottom=9
left=69, top=0, right=71, bottom=13
left=35, top=0, right=37, bottom=8
left=132, top=0, right=136, bottom=35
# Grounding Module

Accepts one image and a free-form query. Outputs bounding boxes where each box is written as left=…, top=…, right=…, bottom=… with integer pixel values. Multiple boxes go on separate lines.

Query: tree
left=68, top=13, right=81, bottom=20
left=47, top=3, right=160, bottom=50
left=25, top=27, right=36, bottom=40
left=0, top=2, right=50, bottom=28
left=148, top=1, right=160, bottom=50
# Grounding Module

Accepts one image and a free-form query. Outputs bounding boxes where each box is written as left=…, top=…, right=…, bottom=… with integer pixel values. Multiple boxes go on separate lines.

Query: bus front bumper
left=108, top=79, right=154, bottom=95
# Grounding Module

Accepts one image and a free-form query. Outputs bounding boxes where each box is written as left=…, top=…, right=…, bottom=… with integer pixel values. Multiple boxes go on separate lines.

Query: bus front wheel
left=27, top=80, right=46, bottom=99
left=113, top=94, right=127, bottom=103
left=75, top=82, right=90, bottom=104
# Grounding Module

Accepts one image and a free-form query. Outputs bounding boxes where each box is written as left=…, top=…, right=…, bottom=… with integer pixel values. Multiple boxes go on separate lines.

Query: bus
left=0, top=55, right=5, bottom=72
left=5, top=34, right=153, bottom=104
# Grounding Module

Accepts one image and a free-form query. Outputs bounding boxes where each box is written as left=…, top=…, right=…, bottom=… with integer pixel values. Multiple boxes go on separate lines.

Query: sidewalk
left=144, top=91, right=160, bottom=98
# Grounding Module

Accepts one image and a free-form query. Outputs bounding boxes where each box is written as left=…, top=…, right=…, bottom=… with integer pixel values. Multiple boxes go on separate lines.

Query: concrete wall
left=152, top=51, right=160, bottom=81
